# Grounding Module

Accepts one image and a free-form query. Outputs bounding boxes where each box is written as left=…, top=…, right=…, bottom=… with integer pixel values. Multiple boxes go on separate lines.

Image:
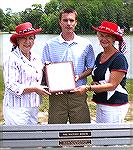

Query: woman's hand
left=73, top=85, right=87, bottom=95
left=35, top=85, right=51, bottom=96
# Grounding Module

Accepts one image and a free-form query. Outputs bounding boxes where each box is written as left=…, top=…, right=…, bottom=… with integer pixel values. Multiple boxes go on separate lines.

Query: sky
left=1, top=0, right=50, bottom=13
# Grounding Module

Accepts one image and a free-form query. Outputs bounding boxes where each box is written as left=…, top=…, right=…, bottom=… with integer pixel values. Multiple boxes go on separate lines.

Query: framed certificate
left=44, top=61, right=76, bottom=93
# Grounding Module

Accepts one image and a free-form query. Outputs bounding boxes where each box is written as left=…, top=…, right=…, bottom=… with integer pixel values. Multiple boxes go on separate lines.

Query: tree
left=40, top=14, right=48, bottom=33
left=1, top=0, right=133, bottom=33
left=3, top=8, right=13, bottom=32
left=20, top=4, right=44, bottom=28
left=44, top=0, right=60, bottom=15
left=0, top=8, right=4, bottom=31
left=46, top=12, right=60, bottom=34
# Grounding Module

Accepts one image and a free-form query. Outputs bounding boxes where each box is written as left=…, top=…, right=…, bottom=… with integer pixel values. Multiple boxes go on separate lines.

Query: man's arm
left=75, top=68, right=93, bottom=81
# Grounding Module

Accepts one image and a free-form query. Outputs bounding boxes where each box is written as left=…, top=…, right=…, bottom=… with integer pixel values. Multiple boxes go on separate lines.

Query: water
left=0, top=33, right=133, bottom=79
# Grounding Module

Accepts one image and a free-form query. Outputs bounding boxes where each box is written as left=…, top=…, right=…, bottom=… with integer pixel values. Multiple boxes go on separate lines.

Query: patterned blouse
left=3, top=47, right=43, bottom=107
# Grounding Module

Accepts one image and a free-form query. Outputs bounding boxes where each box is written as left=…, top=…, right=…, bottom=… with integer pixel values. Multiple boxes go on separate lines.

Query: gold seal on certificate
left=44, top=61, right=76, bottom=93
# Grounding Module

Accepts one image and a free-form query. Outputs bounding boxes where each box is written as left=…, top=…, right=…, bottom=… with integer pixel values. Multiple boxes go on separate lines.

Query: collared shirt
left=3, top=47, right=43, bottom=107
left=42, top=33, right=95, bottom=86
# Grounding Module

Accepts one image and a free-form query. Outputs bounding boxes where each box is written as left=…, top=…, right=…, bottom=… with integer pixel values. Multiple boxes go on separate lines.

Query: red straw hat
left=92, top=20, right=123, bottom=41
left=10, top=22, right=42, bottom=46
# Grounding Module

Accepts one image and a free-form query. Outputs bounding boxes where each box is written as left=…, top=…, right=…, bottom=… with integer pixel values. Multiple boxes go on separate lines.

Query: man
left=42, top=8, right=95, bottom=124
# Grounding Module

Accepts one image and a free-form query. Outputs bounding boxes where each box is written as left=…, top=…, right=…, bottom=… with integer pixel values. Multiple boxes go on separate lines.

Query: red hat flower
left=92, top=20, right=124, bottom=41
left=10, top=22, right=42, bottom=46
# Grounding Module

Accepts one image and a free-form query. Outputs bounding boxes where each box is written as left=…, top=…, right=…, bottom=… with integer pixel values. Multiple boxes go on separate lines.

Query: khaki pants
left=48, top=93, right=90, bottom=124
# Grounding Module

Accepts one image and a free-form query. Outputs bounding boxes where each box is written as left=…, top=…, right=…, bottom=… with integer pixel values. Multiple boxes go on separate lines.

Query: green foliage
left=0, top=8, right=4, bottom=30
left=39, top=96, right=49, bottom=112
left=126, top=79, right=133, bottom=100
left=40, top=14, right=49, bottom=33
left=45, top=0, right=59, bottom=15
left=20, top=5, right=43, bottom=29
left=0, top=0, right=133, bottom=33
left=0, top=66, right=4, bottom=103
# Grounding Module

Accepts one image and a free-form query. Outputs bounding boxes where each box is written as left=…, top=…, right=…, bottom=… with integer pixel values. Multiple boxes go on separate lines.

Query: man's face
left=59, top=13, right=77, bottom=34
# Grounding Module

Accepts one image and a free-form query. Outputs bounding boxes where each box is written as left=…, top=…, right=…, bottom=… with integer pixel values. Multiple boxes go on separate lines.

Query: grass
left=0, top=66, right=4, bottom=123
left=0, top=67, right=133, bottom=123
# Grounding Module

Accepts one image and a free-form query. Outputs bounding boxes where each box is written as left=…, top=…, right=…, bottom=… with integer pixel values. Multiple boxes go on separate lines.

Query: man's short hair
left=59, top=8, right=78, bottom=21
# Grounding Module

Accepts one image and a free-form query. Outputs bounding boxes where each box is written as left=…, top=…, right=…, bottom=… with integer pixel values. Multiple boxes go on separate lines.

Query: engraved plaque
left=59, top=140, right=91, bottom=147
left=59, top=131, right=91, bottom=137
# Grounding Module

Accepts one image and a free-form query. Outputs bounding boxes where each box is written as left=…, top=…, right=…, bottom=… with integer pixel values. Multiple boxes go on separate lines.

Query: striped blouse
left=3, top=47, right=43, bottom=107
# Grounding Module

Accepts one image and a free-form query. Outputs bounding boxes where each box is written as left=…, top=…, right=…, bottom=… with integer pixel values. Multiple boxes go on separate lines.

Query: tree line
left=0, top=0, right=133, bottom=34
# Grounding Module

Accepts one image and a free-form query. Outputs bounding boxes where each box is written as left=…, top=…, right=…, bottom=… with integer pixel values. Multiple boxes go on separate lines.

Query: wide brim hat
left=10, top=22, right=42, bottom=46
left=92, top=20, right=123, bottom=41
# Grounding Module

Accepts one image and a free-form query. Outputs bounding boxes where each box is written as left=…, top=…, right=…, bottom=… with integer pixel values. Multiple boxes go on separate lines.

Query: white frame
left=45, top=61, right=76, bottom=93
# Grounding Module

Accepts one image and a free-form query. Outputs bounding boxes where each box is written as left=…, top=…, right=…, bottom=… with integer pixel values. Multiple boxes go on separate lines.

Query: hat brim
left=10, top=28, right=42, bottom=46
left=92, top=26, right=122, bottom=41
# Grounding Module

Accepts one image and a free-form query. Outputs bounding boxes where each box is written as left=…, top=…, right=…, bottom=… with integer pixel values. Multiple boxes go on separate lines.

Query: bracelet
left=85, top=85, right=92, bottom=91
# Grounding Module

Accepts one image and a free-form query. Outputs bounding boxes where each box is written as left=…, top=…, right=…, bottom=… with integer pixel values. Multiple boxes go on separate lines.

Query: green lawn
left=0, top=67, right=133, bottom=123
left=0, top=66, right=4, bottom=123
left=0, top=66, right=4, bottom=102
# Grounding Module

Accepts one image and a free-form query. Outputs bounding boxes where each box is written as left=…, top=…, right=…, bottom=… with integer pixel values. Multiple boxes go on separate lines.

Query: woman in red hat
left=73, top=21, right=129, bottom=123
left=3, top=22, right=51, bottom=125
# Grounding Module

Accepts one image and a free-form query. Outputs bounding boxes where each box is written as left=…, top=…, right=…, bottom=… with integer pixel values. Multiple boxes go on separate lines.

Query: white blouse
left=3, top=47, right=43, bottom=107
